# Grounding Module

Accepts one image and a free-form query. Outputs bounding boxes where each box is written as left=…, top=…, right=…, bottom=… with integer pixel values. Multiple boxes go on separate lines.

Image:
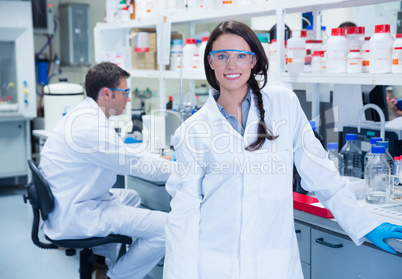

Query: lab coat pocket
left=198, top=250, right=233, bottom=279
left=257, top=246, right=302, bottom=279
left=259, top=150, right=292, bottom=200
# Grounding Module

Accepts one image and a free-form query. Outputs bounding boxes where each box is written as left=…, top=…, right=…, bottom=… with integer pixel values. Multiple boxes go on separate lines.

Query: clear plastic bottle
left=326, top=27, right=348, bottom=73
left=327, top=142, right=339, bottom=170
left=287, top=30, right=307, bottom=73
left=305, top=25, right=314, bottom=40
left=365, top=146, right=391, bottom=204
left=339, top=133, right=362, bottom=178
left=376, top=141, right=394, bottom=174
left=369, top=24, right=394, bottom=74
left=170, top=39, right=183, bottom=71
left=183, top=38, right=198, bottom=70
left=362, top=37, right=370, bottom=73
left=364, top=137, right=382, bottom=170
left=392, top=34, right=402, bottom=73
left=321, top=26, right=329, bottom=43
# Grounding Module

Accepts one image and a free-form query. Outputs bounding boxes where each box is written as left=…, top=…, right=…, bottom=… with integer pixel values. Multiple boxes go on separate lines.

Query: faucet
left=356, top=104, right=386, bottom=140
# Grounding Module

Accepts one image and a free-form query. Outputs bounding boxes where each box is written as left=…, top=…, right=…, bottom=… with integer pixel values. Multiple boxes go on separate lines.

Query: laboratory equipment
left=326, top=28, right=348, bottom=73
left=362, top=37, right=370, bottom=73
left=60, top=3, right=91, bottom=66
left=287, top=30, right=307, bottom=74
left=363, top=137, right=382, bottom=169
left=30, top=0, right=54, bottom=35
left=369, top=24, right=394, bottom=74
left=365, top=146, right=391, bottom=204
left=43, top=81, right=84, bottom=131
left=327, top=142, right=339, bottom=170
left=0, top=1, right=36, bottom=180
left=347, top=49, right=362, bottom=73
left=392, top=34, right=402, bottom=73
left=376, top=141, right=394, bottom=173
left=339, top=134, right=362, bottom=178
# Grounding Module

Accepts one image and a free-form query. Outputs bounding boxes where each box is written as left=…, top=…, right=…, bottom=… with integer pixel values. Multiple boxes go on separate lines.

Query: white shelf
left=279, top=73, right=402, bottom=86
left=130, top=70, right=206, bottom=80
left=168, top=3, right=276, bottom=25
left=280, top=0, right=399, bottom=14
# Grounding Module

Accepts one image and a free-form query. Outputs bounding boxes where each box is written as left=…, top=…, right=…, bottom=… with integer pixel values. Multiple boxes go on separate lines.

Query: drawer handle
left=315, top=237, right=343, bottom=248
left=295, top=229, right=301, bottom=234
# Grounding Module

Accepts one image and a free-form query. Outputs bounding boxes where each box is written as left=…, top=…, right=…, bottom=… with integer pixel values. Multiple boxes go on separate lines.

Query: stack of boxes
left=130, top=28, right=158, bottom=70
left=130, top=28, right=183, bottom=70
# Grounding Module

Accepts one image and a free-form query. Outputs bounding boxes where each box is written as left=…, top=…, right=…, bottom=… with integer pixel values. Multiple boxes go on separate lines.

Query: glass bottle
left=364, top=137, right=382, bottom=170
left=365, top=146, right=391, bottom=204
left=327, top=142, right=339, bottom=170
left=339, top=134, right=362, bottom=178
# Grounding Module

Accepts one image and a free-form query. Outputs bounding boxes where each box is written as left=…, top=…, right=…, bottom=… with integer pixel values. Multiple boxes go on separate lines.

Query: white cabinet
left=311, top=228, right=402, bottom=279
left=0, top=119, right=30, bottom=179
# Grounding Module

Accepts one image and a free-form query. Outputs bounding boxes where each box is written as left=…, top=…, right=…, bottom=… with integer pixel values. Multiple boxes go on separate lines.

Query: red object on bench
left=293, top=192, right=334, bottom=219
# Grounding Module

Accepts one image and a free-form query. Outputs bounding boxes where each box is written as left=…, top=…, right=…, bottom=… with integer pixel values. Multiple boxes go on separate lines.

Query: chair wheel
left=65, top=248, right=76, bottom=256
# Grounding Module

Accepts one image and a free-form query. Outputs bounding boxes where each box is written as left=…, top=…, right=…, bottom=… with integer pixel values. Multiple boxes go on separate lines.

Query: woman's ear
left=208, top=55, right=214, bottom=70
left=251, top=55, right=258, bottom=69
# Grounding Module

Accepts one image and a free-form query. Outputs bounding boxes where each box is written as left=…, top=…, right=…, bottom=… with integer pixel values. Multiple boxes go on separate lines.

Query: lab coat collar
left=204, top=89, right=259, bottom=143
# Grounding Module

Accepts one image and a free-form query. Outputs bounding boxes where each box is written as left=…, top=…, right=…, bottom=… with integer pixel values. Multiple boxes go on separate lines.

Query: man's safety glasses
left=209, top=49, right=255, bottom=66
left=108, top=88, right=131, bottom=98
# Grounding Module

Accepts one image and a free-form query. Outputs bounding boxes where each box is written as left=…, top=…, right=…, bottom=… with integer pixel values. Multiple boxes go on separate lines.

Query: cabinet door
left=311, top=229, right=402, bottom=279
left=295, top=221, right=311, bottom=264
left=295, top=222, right=311, bottom=279
left=0, top=121, right=27, bottom=177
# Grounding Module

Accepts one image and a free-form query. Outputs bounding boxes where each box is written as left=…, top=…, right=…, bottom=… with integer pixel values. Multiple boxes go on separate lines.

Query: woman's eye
left=217, top=54, right=227, bottom=60
left=237, top=53, right=247, bottom=59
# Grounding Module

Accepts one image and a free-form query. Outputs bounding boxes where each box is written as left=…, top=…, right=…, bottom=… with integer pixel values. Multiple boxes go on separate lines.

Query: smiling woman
left=163, top=20, right=402, bottom=279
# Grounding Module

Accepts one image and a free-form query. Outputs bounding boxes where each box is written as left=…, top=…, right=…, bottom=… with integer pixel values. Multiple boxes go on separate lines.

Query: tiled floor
left=0, top=184, right=162, bottom=279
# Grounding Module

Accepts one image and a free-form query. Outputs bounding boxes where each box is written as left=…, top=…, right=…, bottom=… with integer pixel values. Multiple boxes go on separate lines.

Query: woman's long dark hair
left=204, top=20, right=278, bottom=151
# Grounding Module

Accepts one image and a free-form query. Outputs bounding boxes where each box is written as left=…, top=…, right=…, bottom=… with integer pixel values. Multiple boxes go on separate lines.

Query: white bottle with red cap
left=268, top=39, right=277, bottom=72
left=369, top=24, right=394, bottom=74
left=183, top=38, right=198, bottom=70
left=362, top=37, right=370, bottom=73
left=326, top=27, right=348, bottom=73
left=392, top=34, right=402, bottom=73
left=346, top=26, right=365, bottom=51
left=198, top=36, right=209, bottom=72
left=347, top=49, right=362, bottom=73
left=287, top=30, right=307, bottom=74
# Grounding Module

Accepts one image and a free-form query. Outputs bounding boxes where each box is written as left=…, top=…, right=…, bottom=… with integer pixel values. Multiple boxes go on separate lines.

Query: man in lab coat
left=39, top=62, right=172, bottom=279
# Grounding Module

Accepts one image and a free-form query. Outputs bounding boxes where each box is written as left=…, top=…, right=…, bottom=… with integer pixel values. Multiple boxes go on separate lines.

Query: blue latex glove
left=365, top=222, right=402, bottom=254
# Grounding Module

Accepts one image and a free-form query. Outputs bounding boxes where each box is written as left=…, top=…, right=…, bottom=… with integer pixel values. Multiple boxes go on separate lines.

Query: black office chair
left=23, top=159, right=133, bottom=279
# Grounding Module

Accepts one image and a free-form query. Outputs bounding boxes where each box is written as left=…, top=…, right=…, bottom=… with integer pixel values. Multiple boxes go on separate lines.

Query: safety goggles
left=108, top=87, right=131, bottom=98
left=209, top=49, right=255, bottom=66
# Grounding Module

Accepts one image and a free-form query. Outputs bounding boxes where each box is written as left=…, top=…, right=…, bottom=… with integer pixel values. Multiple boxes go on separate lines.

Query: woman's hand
left=365, top=222, right=402, bottom=254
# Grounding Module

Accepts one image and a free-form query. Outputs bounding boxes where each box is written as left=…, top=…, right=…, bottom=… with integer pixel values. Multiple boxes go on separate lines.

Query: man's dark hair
left=85, top=62, right=130, bottom=101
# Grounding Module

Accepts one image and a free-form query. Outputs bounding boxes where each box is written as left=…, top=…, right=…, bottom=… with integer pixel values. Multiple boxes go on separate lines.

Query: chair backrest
left=27, top=160, right=55, bottom=220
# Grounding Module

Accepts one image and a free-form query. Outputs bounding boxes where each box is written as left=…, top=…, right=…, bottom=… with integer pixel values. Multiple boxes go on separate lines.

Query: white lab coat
left=164, top=86, right=381, bottom=279
left=39, top=97, right=171, bottom=279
